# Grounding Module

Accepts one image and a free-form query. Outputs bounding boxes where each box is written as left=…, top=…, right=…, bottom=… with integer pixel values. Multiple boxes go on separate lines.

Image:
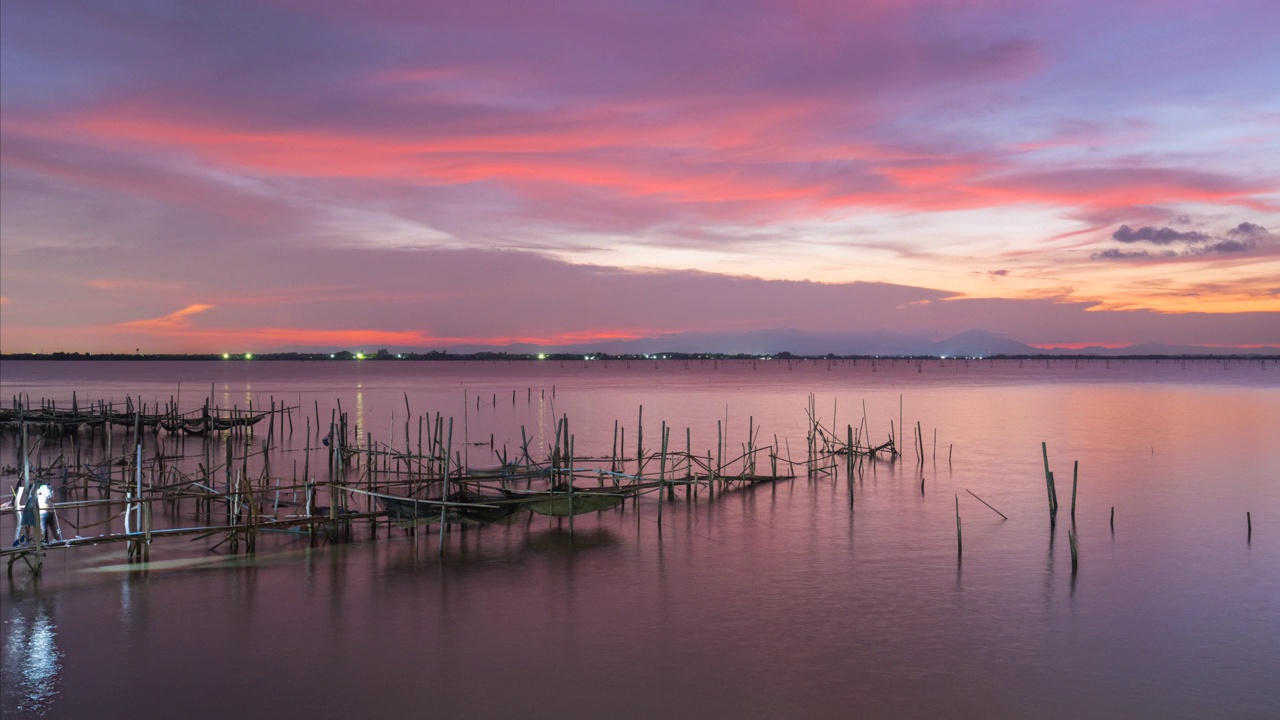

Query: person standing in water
left=36, top=482, right=63, bottom=543
left=11, top=484, right=37, bottom=546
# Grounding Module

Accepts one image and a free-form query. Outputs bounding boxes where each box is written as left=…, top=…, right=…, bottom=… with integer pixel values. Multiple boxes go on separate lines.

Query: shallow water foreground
left=2, top=359, right=1278, bottom=719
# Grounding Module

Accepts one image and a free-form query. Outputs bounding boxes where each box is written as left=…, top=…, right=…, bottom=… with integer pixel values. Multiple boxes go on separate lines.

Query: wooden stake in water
left=955, top=494, right=962, bottom=558
left=636, top=405, right=644, bottom=473
left=568, top=433, right=575, bottom=537
left=657, top=422, right=668, bottom=531
left=1247, top=511, right=1252, bottom=541
left=439, top=418, right=453, bottom=556
left=1041, top=442, right=1056, bottom=518
left=611, top=419, right=619, bottom=473
left=965, top=489, right=1008, bottom=520
left=1048, top=471, right=1058, bottom=520
left=1068, top=530, right=1079, bottom=574
left=1071, top=460, right=1079, bottom=522
left=713, top=419, right=722, bottom=499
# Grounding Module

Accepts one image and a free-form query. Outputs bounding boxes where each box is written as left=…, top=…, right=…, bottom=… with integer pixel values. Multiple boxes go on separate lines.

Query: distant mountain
left=1039, top=343, right=1280, bottom=357
left=933, top=329, right=1036, bottom=357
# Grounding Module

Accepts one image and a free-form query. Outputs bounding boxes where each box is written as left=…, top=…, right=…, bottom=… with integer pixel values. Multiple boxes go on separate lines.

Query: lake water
left=2, top=358, right=1278, bottom=718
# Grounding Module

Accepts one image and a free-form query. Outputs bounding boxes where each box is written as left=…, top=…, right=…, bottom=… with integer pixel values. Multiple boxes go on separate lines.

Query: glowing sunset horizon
left=2, top=1, right=1277, bottom=354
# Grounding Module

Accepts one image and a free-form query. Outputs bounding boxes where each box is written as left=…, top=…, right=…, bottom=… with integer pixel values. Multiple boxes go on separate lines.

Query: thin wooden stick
left=965, top=489, right=1008, bottom=520
left=1064, top=455, right=1074, bottom=517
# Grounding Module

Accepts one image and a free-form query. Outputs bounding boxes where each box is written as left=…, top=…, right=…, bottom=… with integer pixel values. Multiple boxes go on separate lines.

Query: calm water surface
left=1, top=359, right=1277, bottom=718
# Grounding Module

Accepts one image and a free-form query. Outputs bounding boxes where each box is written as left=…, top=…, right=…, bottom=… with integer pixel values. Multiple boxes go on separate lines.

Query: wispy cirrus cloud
left=119, top=304, right=216, bottom=330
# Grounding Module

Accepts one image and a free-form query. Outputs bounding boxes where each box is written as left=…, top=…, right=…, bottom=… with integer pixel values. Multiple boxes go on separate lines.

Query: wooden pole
left=568, top=432, right=575, bottom=537
left=1071, top=460, right=1078, bottom=521
left=714, top=420, right=722, bottom=498
left=1041, top=442, right=1056, bottom=518
left=685, top=427, right=692, bottom=501
left=657, top=422, right=667, bottom=531
left=611, top=420, right=619, bottom=473
left=965, top=489, right=1007, bottom=520
left=439, top=418, right=453, bottom=556
left=636, top=405, right=644, bottom=474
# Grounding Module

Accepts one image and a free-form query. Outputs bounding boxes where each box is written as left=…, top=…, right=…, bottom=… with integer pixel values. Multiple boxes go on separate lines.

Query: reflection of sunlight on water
left=537, top=393, right=548, bottom=458
left=2, top=604, right=62, bottom=717
left=355, top=386, right=364, bottom=448
left=119, top=578, right=132, bottom=617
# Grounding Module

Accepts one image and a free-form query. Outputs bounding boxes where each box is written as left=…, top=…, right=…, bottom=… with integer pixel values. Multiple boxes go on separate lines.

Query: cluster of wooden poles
left=1, top=391, right=913, bottom=576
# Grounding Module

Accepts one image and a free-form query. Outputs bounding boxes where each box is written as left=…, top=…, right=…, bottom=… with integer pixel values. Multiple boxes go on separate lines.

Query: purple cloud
left=1191, top=239, right=1252, bottom=255
left=1112, top=224, right=1210, bottom=245
left=1091, top=248, right=1178, bottom=261
left=1228, top=222, right=1270, bottom=239
left=1094, top=221, right=1273, bottom=261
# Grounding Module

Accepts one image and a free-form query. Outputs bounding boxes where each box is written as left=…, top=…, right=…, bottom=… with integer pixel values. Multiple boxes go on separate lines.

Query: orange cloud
left=88, top=278, right=186, bottom=292
left=86, top=320, right=652, bottom=353
left=119, top=304, right=216, bottom=330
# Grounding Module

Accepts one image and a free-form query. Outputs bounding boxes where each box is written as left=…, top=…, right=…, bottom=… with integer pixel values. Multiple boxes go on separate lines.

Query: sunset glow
left=2, top=1, right=1277, bottom=353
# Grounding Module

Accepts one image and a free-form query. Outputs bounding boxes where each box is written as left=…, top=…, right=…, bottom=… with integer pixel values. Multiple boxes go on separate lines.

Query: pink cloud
left=119, top=304, right=216, bottom=330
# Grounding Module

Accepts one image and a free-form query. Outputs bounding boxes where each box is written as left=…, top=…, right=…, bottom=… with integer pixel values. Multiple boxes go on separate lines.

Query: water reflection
left=1, top=593, right=62, bottom=717
left=0, top=361, right=1276, bottom=719
left=354, top=386, right=364, bottom=449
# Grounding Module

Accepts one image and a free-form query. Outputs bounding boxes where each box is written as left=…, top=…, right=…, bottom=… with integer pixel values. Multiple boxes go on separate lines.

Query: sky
left=2, top=0, right=1278, bottom=353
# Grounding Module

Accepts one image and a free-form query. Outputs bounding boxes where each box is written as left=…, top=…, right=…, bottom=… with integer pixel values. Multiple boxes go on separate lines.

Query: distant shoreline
left=2, top=351, right=1276, bottom=361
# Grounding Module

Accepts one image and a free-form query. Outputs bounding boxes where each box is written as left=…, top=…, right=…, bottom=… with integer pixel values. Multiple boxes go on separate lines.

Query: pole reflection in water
left=0, top=360, right=1275, bottom=719
left=1, top=595, right=62, bottom=717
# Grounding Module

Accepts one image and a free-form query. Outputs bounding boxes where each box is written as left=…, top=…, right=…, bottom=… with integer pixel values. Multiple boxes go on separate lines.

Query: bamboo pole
left=1041, top=442, right=1057, bottom=518
left=714, top=420, right=722, bottom=498
left=611, top=420, right=619, bottom=473
left=1071, top=460, right=1078, bottom=521
left=636, top=405, right=644, bottom=475
left=685, top=427, right=692, bottom=501
left=965, top=489, right=1008, bottom=520
left=568, top=432, right=575, bottom=537
left=657, top=422, right=667, bottom=531
left=439, top=418, right=453, bottom=556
